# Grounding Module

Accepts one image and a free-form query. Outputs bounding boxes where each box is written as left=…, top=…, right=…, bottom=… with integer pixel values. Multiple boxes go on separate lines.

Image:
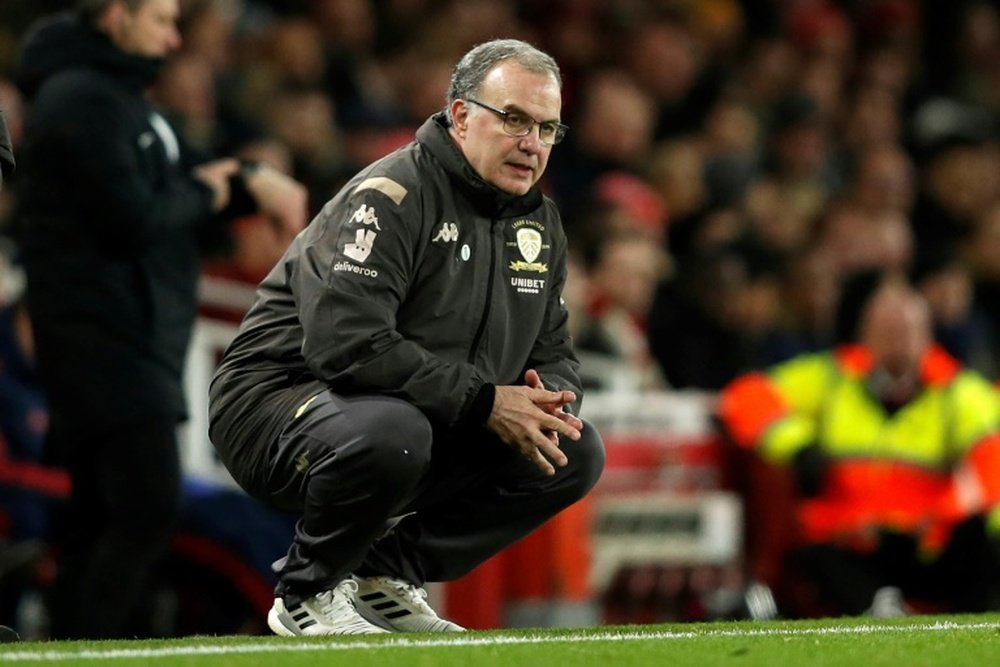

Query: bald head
left=859, top=282, right=932, bottom=378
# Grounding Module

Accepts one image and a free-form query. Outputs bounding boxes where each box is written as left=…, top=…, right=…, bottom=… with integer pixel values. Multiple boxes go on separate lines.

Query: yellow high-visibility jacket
left=719, top=344, right=1000, bottom=554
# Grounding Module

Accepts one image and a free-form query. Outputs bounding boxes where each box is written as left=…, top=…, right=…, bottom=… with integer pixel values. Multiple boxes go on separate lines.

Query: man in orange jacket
left=719, top=279, right=1000, bottom=616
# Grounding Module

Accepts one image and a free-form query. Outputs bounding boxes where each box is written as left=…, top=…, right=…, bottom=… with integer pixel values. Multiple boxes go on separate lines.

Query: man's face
left=114, top=0, right=182, bottom=58
left=862, top=287, right=932, bottom=380
left=450, top=62, right=562, bottom=196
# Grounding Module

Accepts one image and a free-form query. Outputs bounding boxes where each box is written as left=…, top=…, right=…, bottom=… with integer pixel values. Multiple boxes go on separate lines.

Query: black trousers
left=231, top=390, right=605, bottom=604
left=788, top=517, right=1000, bottom=615
left=46, top=415, right=182, bottom=639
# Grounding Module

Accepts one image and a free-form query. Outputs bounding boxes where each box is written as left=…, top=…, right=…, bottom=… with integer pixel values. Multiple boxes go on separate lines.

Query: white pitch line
left=1, top=621, right=997, bottom=662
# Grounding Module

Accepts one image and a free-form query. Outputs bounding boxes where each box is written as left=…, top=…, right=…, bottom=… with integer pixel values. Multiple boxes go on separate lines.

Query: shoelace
left=316, top=579, right=361, bottom=618
left=382, top=578, right=435, bottom=613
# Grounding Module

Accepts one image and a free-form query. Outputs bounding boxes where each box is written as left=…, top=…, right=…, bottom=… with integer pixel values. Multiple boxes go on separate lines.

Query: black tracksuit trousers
left=226, top=390, right=605, bottom=604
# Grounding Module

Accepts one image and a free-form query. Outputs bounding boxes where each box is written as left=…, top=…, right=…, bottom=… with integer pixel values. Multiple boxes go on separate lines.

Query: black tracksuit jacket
left=14, top=14, right=219, bottom=429
left=209, top=113, right=581, bottom=476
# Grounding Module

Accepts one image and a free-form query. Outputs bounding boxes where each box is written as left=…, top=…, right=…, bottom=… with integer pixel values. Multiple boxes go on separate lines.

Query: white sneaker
left=353, top=576, right=465, bottom=632
left=866, top=586, right=911, bottom=618
left=267, top=579, right=390, bottom=636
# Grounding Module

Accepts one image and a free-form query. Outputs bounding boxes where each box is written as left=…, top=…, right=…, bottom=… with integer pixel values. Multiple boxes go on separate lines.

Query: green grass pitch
left=2, top=615, right=998, bottom=667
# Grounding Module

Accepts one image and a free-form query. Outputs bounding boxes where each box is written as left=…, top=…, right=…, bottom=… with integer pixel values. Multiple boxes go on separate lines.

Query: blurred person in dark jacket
left=13, top=0, right=307, bottom=639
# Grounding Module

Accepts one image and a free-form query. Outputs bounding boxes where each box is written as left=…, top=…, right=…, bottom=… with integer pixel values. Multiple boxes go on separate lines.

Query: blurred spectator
left=264, top=88, right=345, bottom=201
left=577, top=229, right=669, bottom=391
left=153, top=52, right=221, bottom=153
left=647, top=137, right=712, bottom=262
left=848, top=144, right=916, bottom=218
left=817, top=206, right=913, bottom=278
left=732, top=37, right=800, bottom=118
left=546, top=69, right=656, bottom=232
left=686, top=0, right=746, bottom=69
left=786, top=1, right=853, bottom=73
left=909, top=97, right=999, bottom=255
left=815, top=144, right=916, bottom=276
left=840, top=85, right=904, bottom=159
left=911, top=248, right=989, bottom=369
left=588, top=171, right=668, bottom=242
left=757, top=246, right=840, bottom=365
left=622, top=18, right=722, bottom=141
left=743, top=91, right=840, bottom=261
left=258, top=16, right=329, bottom=90
left=720, top=280, right=1000, bottom=617
left=963, top=201, right=1000, bottom=377
left=178, top=0, right=239, bottom=75
left=698, top=95, right=760, bottom=209
left=562, top=249, right=591, bottom=344
left=647, top=243, right=758, bottom=390
left=952, top=2, right=1000, bottom=110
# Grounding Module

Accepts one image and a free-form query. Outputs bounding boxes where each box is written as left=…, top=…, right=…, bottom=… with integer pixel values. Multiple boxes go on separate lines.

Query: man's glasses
left=466, top=99, right=568, bottom=146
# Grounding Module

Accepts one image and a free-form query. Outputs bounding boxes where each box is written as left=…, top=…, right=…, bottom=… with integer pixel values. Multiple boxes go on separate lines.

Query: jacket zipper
left=468, top=217, right=497, bottom=363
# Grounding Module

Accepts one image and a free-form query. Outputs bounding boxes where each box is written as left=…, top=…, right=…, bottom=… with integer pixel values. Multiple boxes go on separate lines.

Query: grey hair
left=446, top=39, right=561, bottom=123
left=77, top=0, right=146, bottom=23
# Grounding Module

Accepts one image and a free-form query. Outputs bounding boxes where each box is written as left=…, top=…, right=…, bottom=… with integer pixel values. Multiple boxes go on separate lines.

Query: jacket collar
left=415, top=112, right=544, bottom=218
left=835, top=343, right=961, bottom=387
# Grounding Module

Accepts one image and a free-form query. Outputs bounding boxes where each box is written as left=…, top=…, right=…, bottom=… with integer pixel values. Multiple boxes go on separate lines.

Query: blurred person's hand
left=194, top=158, right=240, bottom=211
left=242, top=164, right=309, bottom=236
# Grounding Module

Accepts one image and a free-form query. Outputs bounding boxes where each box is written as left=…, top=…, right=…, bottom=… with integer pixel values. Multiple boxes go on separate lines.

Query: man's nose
left=167, top=27, right=182, bottom=52
left=518, top=126, right=544, bottom=153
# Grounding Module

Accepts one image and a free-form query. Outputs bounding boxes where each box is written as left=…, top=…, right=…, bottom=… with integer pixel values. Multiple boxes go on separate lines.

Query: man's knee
left=311, top=397, right=433, bottom=490
left=564, top=420, right=605, bottom=498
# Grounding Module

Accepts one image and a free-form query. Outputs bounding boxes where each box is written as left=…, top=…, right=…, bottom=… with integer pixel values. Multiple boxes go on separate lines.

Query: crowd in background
left=0, top=0, right=998, bottom=634
left=2, top=0, right=999, bottom=394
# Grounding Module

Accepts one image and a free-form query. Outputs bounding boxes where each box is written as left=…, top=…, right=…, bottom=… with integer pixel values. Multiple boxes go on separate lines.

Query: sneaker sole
left=267, top=603, right=298, bottom=637
left=354, top=593, right=465, bottom=632
left=354, top=603, right=398, bottom=632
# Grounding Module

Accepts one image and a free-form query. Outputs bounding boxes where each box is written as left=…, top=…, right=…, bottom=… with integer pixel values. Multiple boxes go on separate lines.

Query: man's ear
left=96, top=0, right=130, bottom=44
left=450, top=99, right=468, bottom=133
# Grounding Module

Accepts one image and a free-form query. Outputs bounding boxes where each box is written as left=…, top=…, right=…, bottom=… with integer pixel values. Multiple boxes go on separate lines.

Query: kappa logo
left=351, top=204, right=382, bottom=230
left=344, top=229, right=377, bottom=263
left=433, top=222, right=459, bottom=243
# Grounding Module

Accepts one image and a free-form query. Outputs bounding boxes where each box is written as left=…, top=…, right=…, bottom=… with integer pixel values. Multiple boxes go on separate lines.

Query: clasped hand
left=486, top=369, right=583, bottom=476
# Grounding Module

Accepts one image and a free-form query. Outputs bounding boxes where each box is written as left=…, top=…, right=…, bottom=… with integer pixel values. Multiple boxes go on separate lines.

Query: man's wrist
left=465, top=382, right=496, bottom=425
